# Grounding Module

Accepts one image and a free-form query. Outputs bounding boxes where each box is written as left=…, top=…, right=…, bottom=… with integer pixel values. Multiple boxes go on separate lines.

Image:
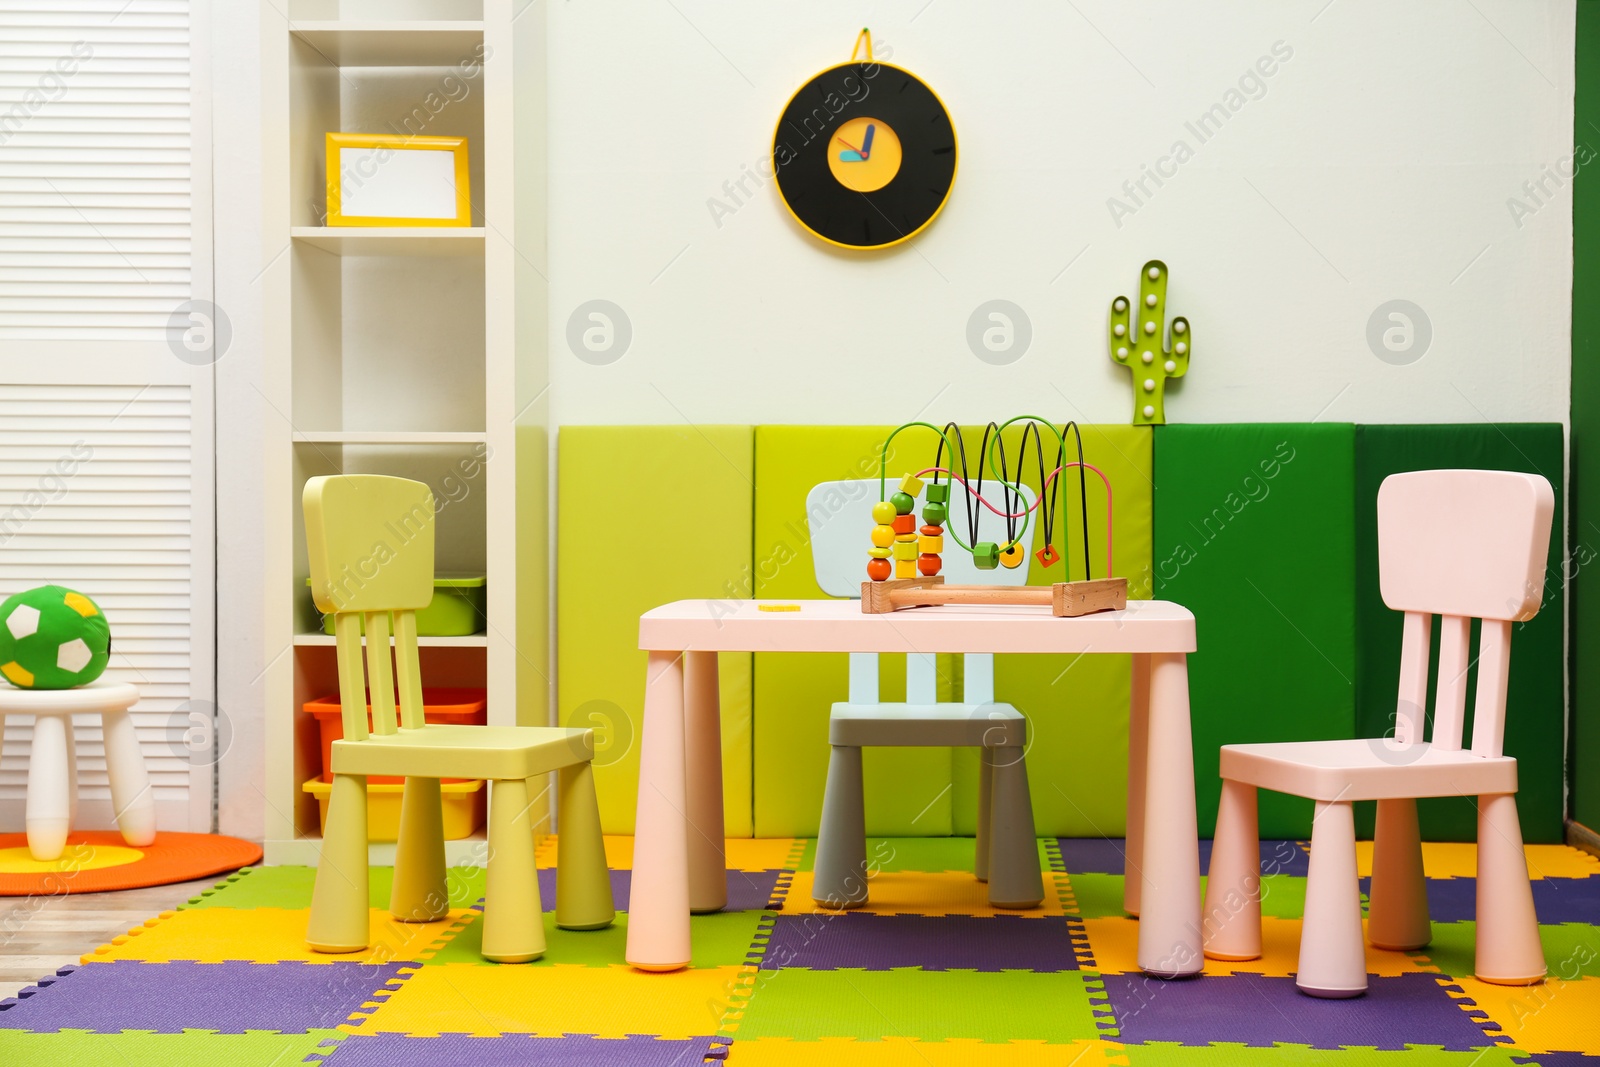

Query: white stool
left=1, top=680, right=154, bottom=861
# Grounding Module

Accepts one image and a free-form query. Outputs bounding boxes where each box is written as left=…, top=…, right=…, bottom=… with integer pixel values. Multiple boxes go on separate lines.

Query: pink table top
left=639, top=598, right=1196, bottom=655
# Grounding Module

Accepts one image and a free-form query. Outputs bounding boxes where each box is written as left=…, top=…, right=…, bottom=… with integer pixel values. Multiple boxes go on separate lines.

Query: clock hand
left=835, top=135, right=865, bottom=160
left=860, top=123, right=875, bottom=156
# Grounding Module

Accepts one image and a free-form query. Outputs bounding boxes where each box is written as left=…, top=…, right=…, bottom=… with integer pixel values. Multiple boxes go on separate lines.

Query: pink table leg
left=1124, top=652, right=1150, bottom=917
left=1136, top=651, right=1203, bottom=977
left=625, top=650, right=691, bottom=971
left=685, top=650, right=727, bottom=913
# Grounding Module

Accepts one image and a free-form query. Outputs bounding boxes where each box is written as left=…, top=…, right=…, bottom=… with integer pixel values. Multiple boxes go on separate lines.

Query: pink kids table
left=624, top=597, right=1204, bottom=978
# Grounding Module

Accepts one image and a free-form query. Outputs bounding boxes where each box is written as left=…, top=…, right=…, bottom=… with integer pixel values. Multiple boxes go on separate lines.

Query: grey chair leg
left=975, top=747, right=993, bottom=883
left=814, top=745, right=868, bottom=908
left=987, top=746, right=1044, bottom=908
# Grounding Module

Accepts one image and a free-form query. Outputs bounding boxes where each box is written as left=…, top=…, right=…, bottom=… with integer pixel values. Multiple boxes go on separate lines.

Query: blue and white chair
left=804, top=478, right=1045, bottom=909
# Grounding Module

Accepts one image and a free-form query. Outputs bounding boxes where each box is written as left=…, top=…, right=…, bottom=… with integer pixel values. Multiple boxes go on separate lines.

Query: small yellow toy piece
left=999, top=543, right=1026, bottom=569
left=870, top=524, right=895, bottom=548
left=919, top=533, right=944, bottom=554
left=899, top=472, right=926, bottom=497
left=759, top=603, right=802, bottom=612
left=894, top=559, right=917, bottom=579
left=867, top=546, right=892, bottom=559
left=892, top=540, right=919, bottom=561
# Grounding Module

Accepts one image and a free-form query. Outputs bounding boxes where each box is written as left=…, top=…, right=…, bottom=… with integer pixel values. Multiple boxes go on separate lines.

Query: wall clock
left=773, top=30, right=957, bottom=250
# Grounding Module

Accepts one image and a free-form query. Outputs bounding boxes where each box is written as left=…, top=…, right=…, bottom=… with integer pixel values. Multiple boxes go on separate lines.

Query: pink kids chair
left=1201, top=469, right=1553, bottom=997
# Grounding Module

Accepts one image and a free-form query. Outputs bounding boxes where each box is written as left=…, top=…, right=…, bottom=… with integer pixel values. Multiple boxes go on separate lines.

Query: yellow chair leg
left=391, top=776, right=449, bottom=923
left=308, top=773, right=370, bottom=953
left=555, top=762, right=616, bottom=931
left=482, top=777, right=544, bottom=963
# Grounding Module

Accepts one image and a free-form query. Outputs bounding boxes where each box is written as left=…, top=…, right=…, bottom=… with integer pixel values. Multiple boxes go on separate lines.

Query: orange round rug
left=0, top=831, right=261, bottom=895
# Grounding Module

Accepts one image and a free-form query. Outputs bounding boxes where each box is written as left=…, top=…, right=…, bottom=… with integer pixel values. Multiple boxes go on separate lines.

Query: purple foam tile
left=532, top=868, right=783, bottom=914
left=0, top=960, right=411, bottom=1035
left=760, top=913, right=1082, bottom=972
left=1356, top=876, right=1600, bottom=926
left=1099, top=972, right=1496, bottom=1050
left=1510, top=1055, right=1600, bottom=1066
left=1057, top=839, right=1308, bottom=878
left=318, top=1033, right=722, bottom=1066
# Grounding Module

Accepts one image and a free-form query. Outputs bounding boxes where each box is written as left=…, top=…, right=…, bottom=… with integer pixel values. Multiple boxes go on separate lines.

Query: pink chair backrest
left=1376, top=469, right=1554, bottom=758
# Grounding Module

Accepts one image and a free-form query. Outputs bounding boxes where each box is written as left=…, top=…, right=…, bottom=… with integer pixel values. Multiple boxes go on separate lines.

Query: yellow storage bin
left=302, top=777, right=485, bottom=841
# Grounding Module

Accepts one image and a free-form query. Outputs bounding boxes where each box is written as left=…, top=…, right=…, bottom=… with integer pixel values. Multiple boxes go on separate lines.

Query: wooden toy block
left=859, top=576, right=1128, bottom=617
left=899, top=472, right=926, bottom=496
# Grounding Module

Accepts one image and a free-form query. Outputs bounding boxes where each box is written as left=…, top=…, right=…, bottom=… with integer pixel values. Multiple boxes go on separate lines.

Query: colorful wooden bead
left=1035, top=544, right=1061, bottom=568
left=867, top=546, right=892, bottom=559
left=892, top=539, right=918, bottom=561
left=973, top=542, right=999, bottom=570
left=919, top=533, right=943, bottom=554
left=892, top=514, right=915, bottom=535
left=919, top=524, right=942, bottom=536
left=999, top=542, right=1025, bottom=568
left=871, top=500, right=896, bottom=525
left=866, top=557, right=892, bottom=581
left=921, top=501, right=947, bottom=526
left=894, top=558, right=917, bottom=579
left=925, top=483, right=949, bottom=504
left=870, top=524, right=895, bottom=548
left=918, top=553, right=942, bottom=576
left=899, top=473, right=926, bottom=496
left=890, top=491, right=915, bottom=514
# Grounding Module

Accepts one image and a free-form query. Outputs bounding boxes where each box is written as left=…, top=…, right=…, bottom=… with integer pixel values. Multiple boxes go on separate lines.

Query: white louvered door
left=0, top=1, right=214, bottom=834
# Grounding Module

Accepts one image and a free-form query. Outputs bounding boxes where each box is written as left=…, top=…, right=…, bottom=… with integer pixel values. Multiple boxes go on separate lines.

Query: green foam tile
left=1353, top=424, right=1565, bottom=842
left=180, top=865, right=486, bottom=912
left=558, top=425, right=755, bottom=835
left=732, top=968, right=1107, bottom=1043
left=1067, top=872, right=1305, bottom=920
left=1413, top=921, right=1600, bottom=982
left=1153, top=424, right=1357, bottom=838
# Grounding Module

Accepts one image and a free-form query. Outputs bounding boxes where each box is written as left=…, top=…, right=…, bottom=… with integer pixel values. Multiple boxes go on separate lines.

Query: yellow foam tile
left=1441, top=973, right=1600, bottom=1053
left=346, top=961, right=743, bottom=1038
left=1352, top=842, right=1598, bottom=880
left=728, top=1037, right=1129, bottom=1065
left=779, top=871, right=1068, bottom=918
left=537, top=836, right=799, bottom=872
left=1079, top=917, right=1436, bottom=978
left=81, top=907, right=470, bottom=966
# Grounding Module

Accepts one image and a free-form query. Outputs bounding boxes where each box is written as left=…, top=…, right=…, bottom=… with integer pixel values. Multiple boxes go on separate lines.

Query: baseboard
left=1566, top=819, right=1600, bottom=858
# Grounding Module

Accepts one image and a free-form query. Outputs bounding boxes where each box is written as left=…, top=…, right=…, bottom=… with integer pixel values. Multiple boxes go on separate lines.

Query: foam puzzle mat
left=2, top=835, right=1598, bottom=1064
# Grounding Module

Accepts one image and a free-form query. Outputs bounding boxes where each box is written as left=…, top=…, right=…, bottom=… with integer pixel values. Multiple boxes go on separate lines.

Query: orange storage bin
left=304, top=687, right=487, bottom=784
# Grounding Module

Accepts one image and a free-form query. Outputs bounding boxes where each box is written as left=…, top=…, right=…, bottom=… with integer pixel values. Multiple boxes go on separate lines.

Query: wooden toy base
left=859, top=576, right=1129, bottom=617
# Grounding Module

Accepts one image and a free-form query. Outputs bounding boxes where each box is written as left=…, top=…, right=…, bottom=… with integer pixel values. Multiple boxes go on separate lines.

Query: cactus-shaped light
left=1109, top=259, right=1189, bottom=426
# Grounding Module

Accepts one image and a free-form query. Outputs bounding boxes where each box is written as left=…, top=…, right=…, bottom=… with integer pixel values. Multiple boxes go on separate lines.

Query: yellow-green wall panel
left=557, top=426, right=754, bottom=834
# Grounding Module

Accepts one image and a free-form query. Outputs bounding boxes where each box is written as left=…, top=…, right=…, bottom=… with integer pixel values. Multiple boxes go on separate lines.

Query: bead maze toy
left=1109, top=259, right=1190, bottom=426
left=862, top=417, right=1128, bottom=617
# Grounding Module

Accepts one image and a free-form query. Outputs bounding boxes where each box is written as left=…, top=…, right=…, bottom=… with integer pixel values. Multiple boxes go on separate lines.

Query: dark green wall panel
left=1353, top=424, right=1565, bottom=843
left=1153, top=424, right=1359, bottom=838
left=1572, top=0, right=1600, bottom=834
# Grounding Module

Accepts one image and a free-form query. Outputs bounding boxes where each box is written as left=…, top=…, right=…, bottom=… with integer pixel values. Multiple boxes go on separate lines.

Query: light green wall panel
left=751, top=424, right=1152, bottom=837
left=556, top=426, right=754, bottom=835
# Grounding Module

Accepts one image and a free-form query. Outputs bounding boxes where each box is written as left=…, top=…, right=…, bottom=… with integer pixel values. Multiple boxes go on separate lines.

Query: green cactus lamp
left=1109, top=259, right=1190, bottom=426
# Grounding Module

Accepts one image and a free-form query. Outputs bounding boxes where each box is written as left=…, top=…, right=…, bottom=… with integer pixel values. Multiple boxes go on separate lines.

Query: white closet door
left=0, top=0, right=214, bottom=834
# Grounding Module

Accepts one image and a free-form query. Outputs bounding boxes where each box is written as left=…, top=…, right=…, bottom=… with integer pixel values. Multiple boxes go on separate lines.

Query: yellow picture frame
left=324, top=132, right=471, bottom=228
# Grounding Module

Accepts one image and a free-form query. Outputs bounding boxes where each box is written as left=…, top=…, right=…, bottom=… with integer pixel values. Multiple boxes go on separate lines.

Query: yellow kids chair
left=303, top=474, right=613, bottom=962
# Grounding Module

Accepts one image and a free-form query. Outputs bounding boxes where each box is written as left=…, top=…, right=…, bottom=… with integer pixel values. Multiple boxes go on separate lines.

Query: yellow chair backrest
left=303, top=474, right=436, bottom=741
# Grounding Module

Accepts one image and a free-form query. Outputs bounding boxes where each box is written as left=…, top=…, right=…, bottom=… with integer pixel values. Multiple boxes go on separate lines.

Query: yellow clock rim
left=771, top=60, right=959, bottom=252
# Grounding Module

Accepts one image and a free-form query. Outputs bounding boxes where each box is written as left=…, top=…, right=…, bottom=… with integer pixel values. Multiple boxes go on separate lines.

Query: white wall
left=548, top=1, right=1575, bottom=428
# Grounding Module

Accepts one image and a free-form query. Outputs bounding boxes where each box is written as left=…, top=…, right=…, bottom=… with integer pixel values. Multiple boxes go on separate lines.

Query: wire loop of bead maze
left=862, top=417, right=1129, bottom=617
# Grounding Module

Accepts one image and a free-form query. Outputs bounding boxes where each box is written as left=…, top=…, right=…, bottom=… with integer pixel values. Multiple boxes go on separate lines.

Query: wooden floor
left=0, top=876, right=217, bottom=1000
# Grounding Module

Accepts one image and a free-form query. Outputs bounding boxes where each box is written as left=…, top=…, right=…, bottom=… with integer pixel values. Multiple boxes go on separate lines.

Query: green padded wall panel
left=557, top=426, right=754, bottom=835
left=751, top=424, right=1153, bottom=837
left=1153, top=424, right=1358, bottom=838
left=1573, top=0, right=1600, bottom=835
left=1353, top=424, right=1565, bottom=843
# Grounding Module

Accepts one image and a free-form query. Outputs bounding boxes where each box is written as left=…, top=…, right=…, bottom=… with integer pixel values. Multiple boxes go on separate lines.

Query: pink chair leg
left=1298, top=799, right=1367, bottom=997
left=1367, top=797, right=1430, bottom=951
left=625, top=650, right=692, bottom=971
left=1124, top=652, right=1149, bottom=918
left=1203, top=778, right=1262, bottom=961
left=1475, top=792, right=1545, bottom=985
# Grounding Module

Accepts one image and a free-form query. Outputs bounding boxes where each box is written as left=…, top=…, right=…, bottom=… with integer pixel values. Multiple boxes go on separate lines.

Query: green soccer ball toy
left=0, top=585, right=111, bottom=689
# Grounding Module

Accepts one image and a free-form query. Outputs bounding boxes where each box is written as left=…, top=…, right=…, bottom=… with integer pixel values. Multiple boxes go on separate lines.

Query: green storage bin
left=309, top=573, right=486, bottom=636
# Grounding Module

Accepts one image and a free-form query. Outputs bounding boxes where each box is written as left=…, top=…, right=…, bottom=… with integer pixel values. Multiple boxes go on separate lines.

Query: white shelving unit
left=260, top=1, right=549, bottom=867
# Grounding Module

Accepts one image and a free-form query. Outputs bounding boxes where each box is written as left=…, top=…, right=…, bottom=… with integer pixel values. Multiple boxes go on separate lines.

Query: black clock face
left=773, top=61, right=956, bottom=250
